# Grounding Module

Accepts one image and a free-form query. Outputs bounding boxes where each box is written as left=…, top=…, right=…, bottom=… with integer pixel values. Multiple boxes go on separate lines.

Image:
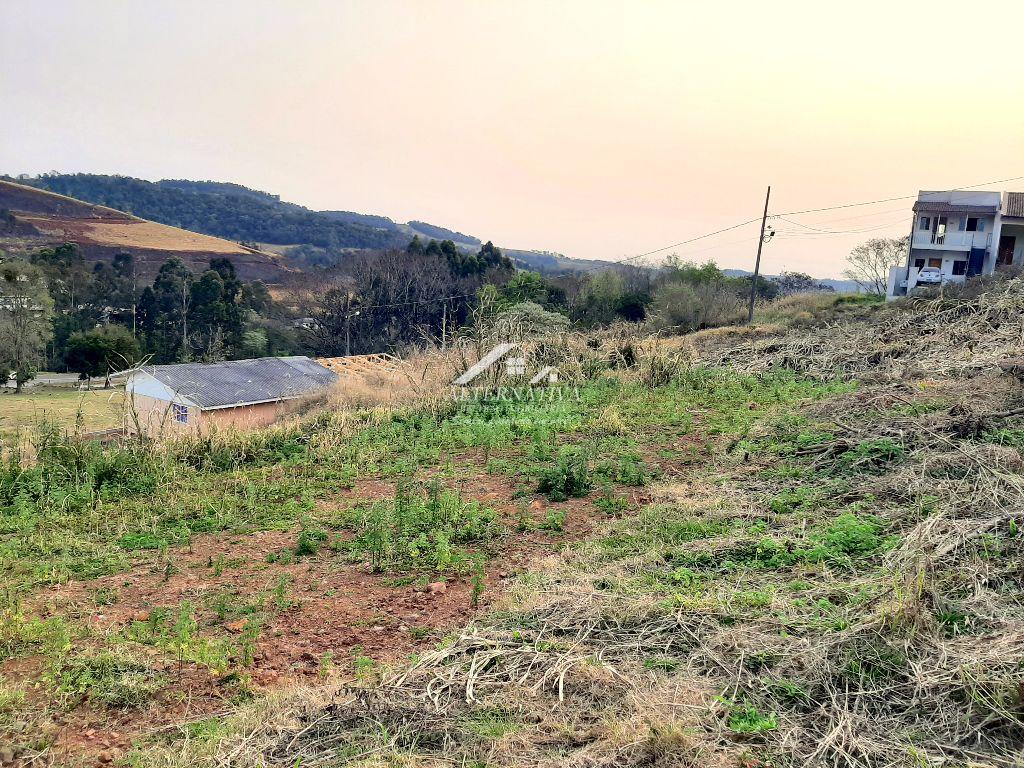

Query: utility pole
left=344, top=293, right=352, bottom=357
left=747, top=185, right=772, bottom=324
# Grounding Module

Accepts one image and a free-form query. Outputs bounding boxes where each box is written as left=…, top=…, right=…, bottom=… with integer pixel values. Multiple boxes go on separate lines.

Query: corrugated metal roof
left=1005, top=192, right=1024, bottom=218
left=912, top=202, right=997, bottom=215
left=139, top=356, right=337, bottom=409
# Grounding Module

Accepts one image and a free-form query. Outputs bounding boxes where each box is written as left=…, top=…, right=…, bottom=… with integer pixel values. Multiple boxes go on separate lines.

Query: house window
left=913, top=258, right=926, bottom=269
left=966, top=217, right=979, bottom=232
left=977, top=219, right=985, bottom=232
left=928, top=258, right=942, bottom=268
left=173, top=404, right=189, bottom=424
left=952, top=260, right=967, bottom=276
left=919, top=216, right=931, bottom=230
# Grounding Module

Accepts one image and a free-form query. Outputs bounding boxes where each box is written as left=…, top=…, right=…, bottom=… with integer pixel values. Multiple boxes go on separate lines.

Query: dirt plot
left=18, top=471, right=611, bottom=764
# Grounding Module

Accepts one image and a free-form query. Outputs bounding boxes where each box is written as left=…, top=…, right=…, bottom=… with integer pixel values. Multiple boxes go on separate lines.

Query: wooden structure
left=316, top=354, right=405, bottom=378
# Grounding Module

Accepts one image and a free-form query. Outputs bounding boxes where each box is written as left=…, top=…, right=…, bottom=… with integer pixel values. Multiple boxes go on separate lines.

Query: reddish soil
left=12, top=471, right=617, bottom=766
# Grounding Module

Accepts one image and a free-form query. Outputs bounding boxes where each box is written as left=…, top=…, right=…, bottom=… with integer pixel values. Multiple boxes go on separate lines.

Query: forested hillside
left=5, top=174, right=604, bottom=274
left=6, top=174, right=402, bottom=251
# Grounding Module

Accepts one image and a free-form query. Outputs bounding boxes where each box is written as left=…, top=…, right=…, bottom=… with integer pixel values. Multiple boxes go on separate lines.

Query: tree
left=147, top=258, right=193, bottom=362
left=651, top=259, right=745, bottom=331
left=771, top=271, right=835, bottom=297
left=845, top=237, right=908, bottom=295
left=64, top=326, right=140, bottom=387
left=496, top=271, right=567, bottom=311
left=0, top=261, right=54, bottom=391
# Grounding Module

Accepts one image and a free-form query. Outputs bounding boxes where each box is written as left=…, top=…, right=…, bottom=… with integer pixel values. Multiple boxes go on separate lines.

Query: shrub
left=818, top=512, right=884, bottom=557
left=537, top=449, right=593, bottom=501
left=595, top=455, right=651, bottom=486
left=349, top=482, right=496, bottom=572
left=295, top=522, right=328, bottom=557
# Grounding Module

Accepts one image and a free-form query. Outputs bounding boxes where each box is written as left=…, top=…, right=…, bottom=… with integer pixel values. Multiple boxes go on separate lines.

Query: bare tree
left=844, top=237, right=909, bottom=295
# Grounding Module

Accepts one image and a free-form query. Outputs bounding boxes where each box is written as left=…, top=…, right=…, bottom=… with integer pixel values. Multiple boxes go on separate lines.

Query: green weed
left=48, top=650, right=163, bottom=709
left=537, top=448, right=593, bottom=501
left=722, top=698, right=778, bottom=734
left=347, top=482, right=496, bottom=572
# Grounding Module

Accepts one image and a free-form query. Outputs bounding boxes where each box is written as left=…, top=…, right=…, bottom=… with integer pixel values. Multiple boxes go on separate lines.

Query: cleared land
left=18, top=215, right=250, bottom=254
left=2, top=285, right=1024, bottom=768
left=0, top=179, right=288, bottom=281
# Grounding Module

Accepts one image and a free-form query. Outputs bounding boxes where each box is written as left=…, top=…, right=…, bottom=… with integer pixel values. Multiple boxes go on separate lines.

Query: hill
left=8, top=173, right=613, bottom=275
left=5, top=174, right=402, bottom=253
left=0, top=179, right=290, bottom=281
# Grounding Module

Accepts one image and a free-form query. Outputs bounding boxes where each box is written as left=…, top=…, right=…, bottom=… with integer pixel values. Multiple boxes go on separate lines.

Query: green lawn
left=0, top=385, right=126, bottom=439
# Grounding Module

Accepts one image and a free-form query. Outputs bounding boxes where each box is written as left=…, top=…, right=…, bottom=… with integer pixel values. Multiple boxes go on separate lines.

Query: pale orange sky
left=2, top=0, right=1023, bottom=277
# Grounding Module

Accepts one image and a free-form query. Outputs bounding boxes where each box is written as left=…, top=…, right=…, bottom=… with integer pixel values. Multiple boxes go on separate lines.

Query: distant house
left=126, top=356, right=337, bottom=436
left=887, top=190, right=1024, bottom=299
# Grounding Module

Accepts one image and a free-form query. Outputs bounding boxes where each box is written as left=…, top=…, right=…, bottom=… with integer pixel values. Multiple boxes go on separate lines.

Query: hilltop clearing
left=0, top=179, right=288, bottom=282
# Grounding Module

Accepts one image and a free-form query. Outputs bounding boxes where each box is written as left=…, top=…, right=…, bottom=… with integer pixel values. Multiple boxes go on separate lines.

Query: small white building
left=125, top=356, right=337, bottom=436
left=887, top=190, right=1024, bottom=299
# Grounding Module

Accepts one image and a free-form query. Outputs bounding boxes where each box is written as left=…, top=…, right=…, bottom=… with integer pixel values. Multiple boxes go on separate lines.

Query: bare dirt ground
left=16, top=471, right=618, bottom=765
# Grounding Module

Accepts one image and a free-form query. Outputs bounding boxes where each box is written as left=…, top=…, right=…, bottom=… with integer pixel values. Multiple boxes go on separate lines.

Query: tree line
left=1, top=232, right=871, bottom=391
left=0, top=244, right=299, bottom=390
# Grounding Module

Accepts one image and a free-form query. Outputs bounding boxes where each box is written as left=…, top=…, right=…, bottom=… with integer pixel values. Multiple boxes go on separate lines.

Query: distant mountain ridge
left=5, top=173, right=401, bottom=252
left=5, top=173, right=606, bottom=274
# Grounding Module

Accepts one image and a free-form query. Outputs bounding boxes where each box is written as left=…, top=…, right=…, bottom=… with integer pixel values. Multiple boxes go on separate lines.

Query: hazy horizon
left=3, top=0, right=1023, bottom=279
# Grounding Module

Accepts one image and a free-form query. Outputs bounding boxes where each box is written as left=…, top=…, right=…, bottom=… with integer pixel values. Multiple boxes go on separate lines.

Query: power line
left=615, top=216, right=763, bottom=264
left=772, top=215, right=908, bottom=236
left=616, top=173, right=1024, bottom=265
left=774, top=174, right=1024, bottom=217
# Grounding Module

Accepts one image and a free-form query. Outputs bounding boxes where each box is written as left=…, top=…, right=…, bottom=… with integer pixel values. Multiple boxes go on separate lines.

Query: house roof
left=1005, top=192, right=1024, bottom=219
left=136, top=356, right=337, bottom=410
left=912, top=202, right=997, bottom=215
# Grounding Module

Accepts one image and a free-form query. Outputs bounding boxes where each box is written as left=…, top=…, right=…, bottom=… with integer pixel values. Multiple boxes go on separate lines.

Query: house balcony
left=911, top=230, right=991, bottom=251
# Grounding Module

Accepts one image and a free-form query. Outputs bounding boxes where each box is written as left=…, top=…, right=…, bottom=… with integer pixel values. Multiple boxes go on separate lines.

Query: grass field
left=0, top=385, right=126, bottom=439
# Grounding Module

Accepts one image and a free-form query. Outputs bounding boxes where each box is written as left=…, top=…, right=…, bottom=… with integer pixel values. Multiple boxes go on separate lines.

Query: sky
left=2, top=0, right=1023, bottom=278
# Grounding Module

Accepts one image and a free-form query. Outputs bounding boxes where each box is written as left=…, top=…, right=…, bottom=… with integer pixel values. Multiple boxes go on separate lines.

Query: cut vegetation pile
left=5, top=277, right=1024, bottom=767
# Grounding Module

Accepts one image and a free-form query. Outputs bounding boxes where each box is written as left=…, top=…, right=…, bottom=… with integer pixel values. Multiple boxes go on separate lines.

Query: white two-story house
left=886, top=190, right=1024, bottom=299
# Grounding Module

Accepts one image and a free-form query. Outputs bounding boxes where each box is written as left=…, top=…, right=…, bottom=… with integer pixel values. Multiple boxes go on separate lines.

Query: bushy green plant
left=595, top=455, right=650, bottom=486
left=722, top=698, right=778, bottom=734
left=348, top=482, right=496, bottom=572
left=818, top=512, right=884, bottom=557
left=595, top=487, right=629, bottom=516
left=295, top=521, right=328, bottom=557
left=0, top=608, right=72, bottom=662
left=537, top=448, right=593, bottom=501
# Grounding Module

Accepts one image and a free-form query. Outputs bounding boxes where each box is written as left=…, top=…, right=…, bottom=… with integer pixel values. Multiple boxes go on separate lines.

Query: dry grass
left=0, top=385, right=126, bottom=439
left=18, top=215, right=250, bottom=254
left=692, top=278, right=1024, bottom=381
